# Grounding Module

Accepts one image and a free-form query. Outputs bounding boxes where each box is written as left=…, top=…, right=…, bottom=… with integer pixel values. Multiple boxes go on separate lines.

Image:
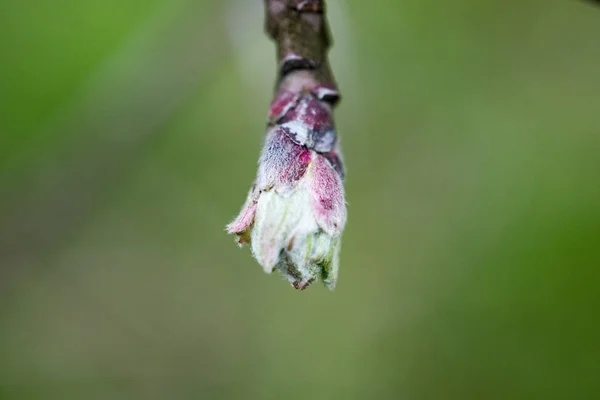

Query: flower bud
left=227, top=126, right=346, bottom=290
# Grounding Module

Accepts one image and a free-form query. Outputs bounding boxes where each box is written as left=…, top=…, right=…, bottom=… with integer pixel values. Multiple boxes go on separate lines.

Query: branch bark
left=265, top=0, right=340, bottom=107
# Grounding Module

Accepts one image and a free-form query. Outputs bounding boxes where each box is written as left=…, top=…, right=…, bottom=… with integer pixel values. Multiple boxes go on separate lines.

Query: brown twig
left=265, top=0, right=340, bottom=108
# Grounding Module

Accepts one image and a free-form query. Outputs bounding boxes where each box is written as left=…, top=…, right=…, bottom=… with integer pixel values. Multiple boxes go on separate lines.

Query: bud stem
left=264, top=0, right=340, bottom=107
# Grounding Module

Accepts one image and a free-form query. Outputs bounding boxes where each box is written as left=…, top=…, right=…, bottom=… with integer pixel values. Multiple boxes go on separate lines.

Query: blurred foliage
left=1, top=0, right=599, bottom=399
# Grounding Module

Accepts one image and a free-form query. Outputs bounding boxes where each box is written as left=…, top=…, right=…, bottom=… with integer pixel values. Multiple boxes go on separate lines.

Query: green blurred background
left=1, top=0, right=599, bottom=398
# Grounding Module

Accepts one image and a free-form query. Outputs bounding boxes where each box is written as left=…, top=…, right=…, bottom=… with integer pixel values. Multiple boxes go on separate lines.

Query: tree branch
left=265, top=0, right=340, bottom=106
